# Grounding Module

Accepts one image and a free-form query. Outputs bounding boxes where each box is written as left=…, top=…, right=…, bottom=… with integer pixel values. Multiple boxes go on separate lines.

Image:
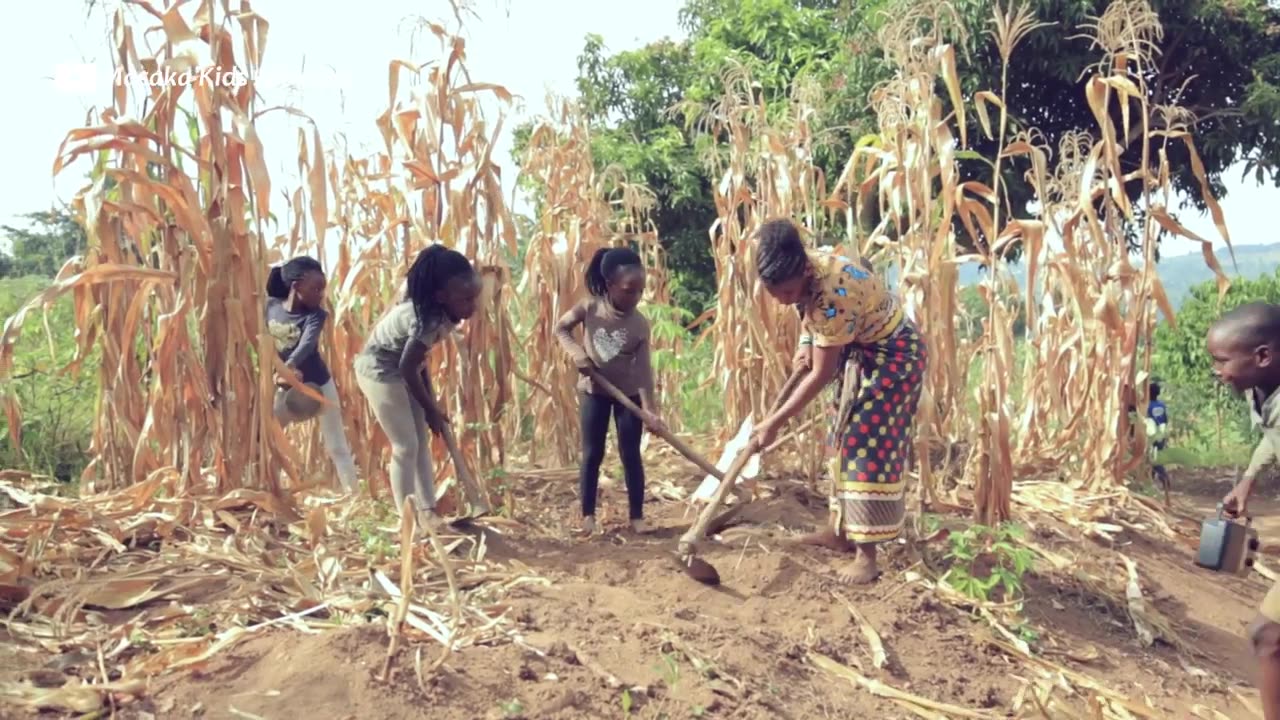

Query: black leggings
left=579, top=392, right=646, bottom=520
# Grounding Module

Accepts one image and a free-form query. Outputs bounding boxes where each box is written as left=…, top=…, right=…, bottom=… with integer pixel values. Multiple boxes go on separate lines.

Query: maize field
left=0, top=0, right=1268, bottom=718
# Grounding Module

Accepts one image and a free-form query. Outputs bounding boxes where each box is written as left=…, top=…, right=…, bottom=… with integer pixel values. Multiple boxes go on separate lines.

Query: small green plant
left=942, top=523, right=1035, bottom=603
left=653, top=652, right=681, bottom=690
left=349, top=502, right=397, bottom=562
left=1014, top=621, right=1040, bottom=645
left=486, top=466, right=513, bottom=517
left=921, top=513, right=943, bottom=534
left=621, top=688, right=633, bottom=716
left=128, top=629, right=151, bottom=649
left=499, top=698, right=524, bottom=717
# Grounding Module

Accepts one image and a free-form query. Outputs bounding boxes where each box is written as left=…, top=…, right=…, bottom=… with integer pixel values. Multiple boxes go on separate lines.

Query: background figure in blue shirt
left=1147, top=382, right=1169, bottom=489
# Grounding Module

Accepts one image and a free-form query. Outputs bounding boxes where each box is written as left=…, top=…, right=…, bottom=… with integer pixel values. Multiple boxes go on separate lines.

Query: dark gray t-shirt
left=354, top=301, right=457, bottom=382
left=265, top=298, right=331, bottom=385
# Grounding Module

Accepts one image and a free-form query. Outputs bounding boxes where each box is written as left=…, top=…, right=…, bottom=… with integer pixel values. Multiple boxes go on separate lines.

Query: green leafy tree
left=517, top=0, right=868, bottom=314
left=515, top=0, right=1280, bottom=317
left=0, top=209, right=88, bottom=278
left=940, top=0, right=1280, bottom=242
left=1153, top=272, right=1280, bottom=455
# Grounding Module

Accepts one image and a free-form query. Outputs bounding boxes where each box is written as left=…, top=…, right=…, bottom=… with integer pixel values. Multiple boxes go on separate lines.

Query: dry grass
left=0, top=471, right=543, bottom=714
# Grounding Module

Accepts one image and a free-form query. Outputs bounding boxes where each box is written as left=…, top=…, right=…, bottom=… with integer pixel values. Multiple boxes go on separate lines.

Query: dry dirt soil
left=104, top=466, right=1280, bottom=720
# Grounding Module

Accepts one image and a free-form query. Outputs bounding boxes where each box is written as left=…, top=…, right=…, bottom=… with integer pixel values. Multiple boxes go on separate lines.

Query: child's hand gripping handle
left=1218, top=500, right=1252, bottom=525
left=439, top=422, right=491, bottom=516
left=583, top=369, right=723, bottom=478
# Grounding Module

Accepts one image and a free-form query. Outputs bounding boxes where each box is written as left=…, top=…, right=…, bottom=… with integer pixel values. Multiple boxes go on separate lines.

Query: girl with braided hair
left=749, top=218, right=926, bottom=584
left=265, top=255, right=358, bottom=492
left=355, top=244, right=482, bottom=525
left=555, top=246, right=666, bottom=537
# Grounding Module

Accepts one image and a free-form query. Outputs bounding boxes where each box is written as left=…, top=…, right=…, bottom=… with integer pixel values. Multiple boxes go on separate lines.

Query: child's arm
left=635, top=324, right=663, bottom=428
left=398, top=339, right=447, bottom=432
left=284, top=309, right=327, bottom=371
left=1244, top=436, right=1276, bottom=488
left=554, top=301, right=591, bottom=368
left=1227, top=435, right=1278, bottom=515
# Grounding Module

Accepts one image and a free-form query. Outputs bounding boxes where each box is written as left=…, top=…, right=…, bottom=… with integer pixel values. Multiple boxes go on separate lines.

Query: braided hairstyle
left=584, top=246, right=643, bottom=297
left=266, top=255, right=323, bottom=299
left=754, top=218, right=810, bottom=286
left=405, top=244, right=477, bottom=325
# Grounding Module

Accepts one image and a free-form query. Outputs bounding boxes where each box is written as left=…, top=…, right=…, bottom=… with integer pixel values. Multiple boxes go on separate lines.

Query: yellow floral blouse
left=799, top=249, right=904, bottom=348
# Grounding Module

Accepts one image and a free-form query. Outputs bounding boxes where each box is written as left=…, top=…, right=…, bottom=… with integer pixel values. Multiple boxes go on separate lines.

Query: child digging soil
left=554, top=246, right=665, bottom=537
left=354, top=244, right=482, bottom=529
left=748, top=218, right=926, bottom=585
left=1210, top=301, right=1280, bottom=720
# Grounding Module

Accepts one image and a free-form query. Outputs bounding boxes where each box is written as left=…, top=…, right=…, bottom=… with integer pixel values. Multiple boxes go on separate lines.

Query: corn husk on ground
left=0, top=471, right=544, bottom=714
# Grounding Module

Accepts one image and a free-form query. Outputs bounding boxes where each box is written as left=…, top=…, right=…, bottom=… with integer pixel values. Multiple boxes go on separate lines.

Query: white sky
left=0, top=0, right=1269, bottom=263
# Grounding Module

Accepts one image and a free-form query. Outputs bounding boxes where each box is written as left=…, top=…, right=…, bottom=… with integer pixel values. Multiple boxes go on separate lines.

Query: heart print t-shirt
left=555, top=296, right=654, bottom=398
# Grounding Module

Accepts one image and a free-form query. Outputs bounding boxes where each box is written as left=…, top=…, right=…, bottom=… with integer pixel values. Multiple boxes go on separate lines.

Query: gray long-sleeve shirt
left=265, top=297, right=331, bottom=386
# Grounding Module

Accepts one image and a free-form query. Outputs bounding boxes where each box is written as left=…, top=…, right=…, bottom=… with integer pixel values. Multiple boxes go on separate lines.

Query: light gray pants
left=273, top=379, right=358, bottom=492
left=356, top=374, right=435, bottom=512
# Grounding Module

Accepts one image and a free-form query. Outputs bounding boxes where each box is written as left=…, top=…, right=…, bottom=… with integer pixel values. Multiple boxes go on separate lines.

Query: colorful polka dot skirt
left=824, top=321, right=927, bottom=544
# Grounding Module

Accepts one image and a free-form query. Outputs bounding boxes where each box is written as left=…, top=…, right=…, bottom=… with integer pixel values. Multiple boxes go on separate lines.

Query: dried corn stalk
left=0, top=3, right=528, bottom=516
left=686, top=62, right=837, bottom=480
left=0, top=1, right=293, bottom=496
left=836, top=0, right=1232, bottom=520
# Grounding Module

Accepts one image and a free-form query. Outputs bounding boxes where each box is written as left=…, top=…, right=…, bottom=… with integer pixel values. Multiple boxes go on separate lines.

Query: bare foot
left=836, top=546, right=880, bottom=585
left=574, top=516, right=597, bottom=538
left=787, top=527, right=854, bottom=553
left=630, top=519, right=650, bottom=535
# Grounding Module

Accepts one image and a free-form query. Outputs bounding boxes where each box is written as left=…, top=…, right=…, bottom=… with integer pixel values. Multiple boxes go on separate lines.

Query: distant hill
left=945, top=243, right=1280, bottom=310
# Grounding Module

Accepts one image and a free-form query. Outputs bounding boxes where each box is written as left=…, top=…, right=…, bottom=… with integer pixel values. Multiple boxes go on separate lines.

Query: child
left=265, top=255, right=358, bottom=492
left=1210, top=301, right=1280, bottom=720
left=554, top=246, right=665, bottom=536
left=1124, top=382, right=1170, bottom=489
left=1147, top=382, right=1169, bottom=488
left=747, top=218, right=926, bottom=585
left=354, top=244, right=482, bottom=526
